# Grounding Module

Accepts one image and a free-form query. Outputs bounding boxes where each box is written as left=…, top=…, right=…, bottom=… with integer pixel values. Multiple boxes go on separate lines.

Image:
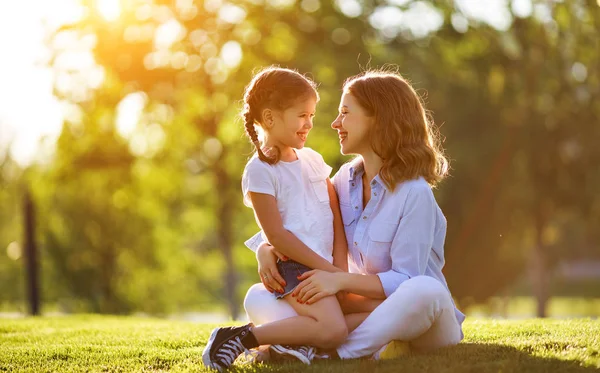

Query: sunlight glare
left=154, top=19, right=186, bottom=49
left=511, top=0, right=533, bottom=18
left=218, top=4, right=246, bottom=24
left=97, top=0, right=121, bottom=21
left=0, top=0, right=65, bottom=166
left=455, top=0, right=512, bottom=31
left=336, top=0, right=362, bottom=18
left=116, top=92, right=147, bottom=139
left=221, top=41, right=242, bottom=68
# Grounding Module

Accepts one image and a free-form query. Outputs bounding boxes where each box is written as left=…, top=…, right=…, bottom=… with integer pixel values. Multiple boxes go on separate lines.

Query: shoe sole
left=270, top=345, right=311, bottom=365
left=202, top=327, right=222, bottom=371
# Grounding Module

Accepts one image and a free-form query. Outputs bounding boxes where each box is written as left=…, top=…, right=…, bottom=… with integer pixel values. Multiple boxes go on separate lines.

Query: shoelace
left=236, top=348, right=265, bottom=365
left=298, top=346, right=315, bottom=360
left=214, top=336, right=248, bottom=369
left=314, top=350, right=330, bottom=359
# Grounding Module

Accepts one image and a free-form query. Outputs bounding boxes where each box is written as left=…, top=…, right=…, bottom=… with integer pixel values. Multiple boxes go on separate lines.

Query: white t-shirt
left=241, top=147, right=334, bottom=263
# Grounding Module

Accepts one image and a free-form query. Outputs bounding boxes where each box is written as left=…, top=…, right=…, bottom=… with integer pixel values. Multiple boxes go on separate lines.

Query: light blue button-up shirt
left=334, top=159, right=464, bottom=328
left=245, top=158, right=465, bottom=328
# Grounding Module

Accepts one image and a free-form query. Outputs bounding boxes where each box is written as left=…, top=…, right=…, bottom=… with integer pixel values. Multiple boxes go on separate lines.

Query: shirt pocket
left=340, top=205, right=356, bottom=226
left=366, top=223, right=396, bottom=272
left=310, top=176, right=329, bottom=203
left=368, top=222, right=397, bottom=242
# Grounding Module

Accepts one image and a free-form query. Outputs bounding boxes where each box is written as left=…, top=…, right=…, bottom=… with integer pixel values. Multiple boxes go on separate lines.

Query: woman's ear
left=262, top=108, right=274, bottom=129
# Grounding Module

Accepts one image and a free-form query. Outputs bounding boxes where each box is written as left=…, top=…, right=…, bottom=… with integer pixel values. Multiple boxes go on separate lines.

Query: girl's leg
left=336, top=276, right=462, bottom=359
left=251, top=294, right=348, bottom=350
left=205, top=283, right=348, bottom=369
left=338, top=292, right=383, bottom=314
left=244, top=283, right=298, bottom=325
left=345, top=313, right=370, bottom=332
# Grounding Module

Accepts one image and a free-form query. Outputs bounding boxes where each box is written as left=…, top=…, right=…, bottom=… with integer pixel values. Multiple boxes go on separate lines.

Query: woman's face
left=331, top=92, right=373, bottom=155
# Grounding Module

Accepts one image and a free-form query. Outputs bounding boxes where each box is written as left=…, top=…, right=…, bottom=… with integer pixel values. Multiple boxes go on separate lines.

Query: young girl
left=202, top=67, right=350, bottom=371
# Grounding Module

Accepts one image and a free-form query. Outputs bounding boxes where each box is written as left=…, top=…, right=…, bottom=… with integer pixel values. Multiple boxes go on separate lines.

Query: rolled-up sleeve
left=244, top=231, right=264, bottom=253
left=376, top=185, right=436, bottom=297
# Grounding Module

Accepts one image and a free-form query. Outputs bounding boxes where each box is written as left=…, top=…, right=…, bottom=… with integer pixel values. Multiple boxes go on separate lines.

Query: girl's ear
left=262, top=108, right=274, bottom=129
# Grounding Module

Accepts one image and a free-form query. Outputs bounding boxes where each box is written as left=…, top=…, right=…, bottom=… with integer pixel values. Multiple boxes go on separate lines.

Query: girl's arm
left=328, top=179, right=348, bottom=272
left=249, top=192, right=342, bottom=273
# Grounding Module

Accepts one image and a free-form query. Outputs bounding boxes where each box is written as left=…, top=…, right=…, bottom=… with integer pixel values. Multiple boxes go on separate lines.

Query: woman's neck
left=360, top=151, right=383, bottom=185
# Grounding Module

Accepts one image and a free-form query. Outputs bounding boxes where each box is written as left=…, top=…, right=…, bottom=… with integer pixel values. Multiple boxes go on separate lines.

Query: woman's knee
left=399, top=276, right=451, bottom=314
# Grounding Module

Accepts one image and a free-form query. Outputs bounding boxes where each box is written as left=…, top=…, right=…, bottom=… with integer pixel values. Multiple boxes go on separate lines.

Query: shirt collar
left=372, top=174, right=391, bottom=192
left=348, top=157, right=392, bottom=192
left=348, top=157, right=364, bottom=182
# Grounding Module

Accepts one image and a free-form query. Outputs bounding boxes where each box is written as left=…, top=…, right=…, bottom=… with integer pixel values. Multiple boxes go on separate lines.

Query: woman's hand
left=256, top=242, right=287, bottom=293
left=292, top=270, right=344, bottom=304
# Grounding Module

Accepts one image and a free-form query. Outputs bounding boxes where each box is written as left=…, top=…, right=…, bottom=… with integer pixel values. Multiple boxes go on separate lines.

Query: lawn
left=0, top=316, right=598, bottom=372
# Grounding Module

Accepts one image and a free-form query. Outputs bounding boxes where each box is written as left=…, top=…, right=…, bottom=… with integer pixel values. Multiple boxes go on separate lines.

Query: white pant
left=244, top=275, right=463, bottom=358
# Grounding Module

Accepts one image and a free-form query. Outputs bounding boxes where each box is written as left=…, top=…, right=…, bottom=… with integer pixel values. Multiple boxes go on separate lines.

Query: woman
left=244, top=69, right=465, bottom=360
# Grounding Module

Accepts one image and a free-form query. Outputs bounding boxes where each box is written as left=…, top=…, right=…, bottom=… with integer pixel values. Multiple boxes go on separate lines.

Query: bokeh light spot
left=331, top=28, right=351, bottom=45
left=96, top=0, right=120, bottom=21
left=571, top=62, right=587, bottom=82
left=7, top=241, right=21, bottom=261
left=221, top=41, right=242, bottom=68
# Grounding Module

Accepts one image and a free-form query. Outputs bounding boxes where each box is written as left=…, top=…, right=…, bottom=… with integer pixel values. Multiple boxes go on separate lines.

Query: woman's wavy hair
left=343, top=70, right=449, bottom=189
left=242, top=66, right=319, bottom=164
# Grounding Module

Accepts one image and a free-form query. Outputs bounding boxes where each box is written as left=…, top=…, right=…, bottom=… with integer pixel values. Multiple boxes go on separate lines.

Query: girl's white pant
left=243, top=275, right=463, bottom=359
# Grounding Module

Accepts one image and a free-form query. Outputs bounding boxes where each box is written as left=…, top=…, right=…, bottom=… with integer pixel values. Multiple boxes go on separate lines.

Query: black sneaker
left=270, top=344, right=315, bottom=365
left=202, top=324, right=254, bottom=371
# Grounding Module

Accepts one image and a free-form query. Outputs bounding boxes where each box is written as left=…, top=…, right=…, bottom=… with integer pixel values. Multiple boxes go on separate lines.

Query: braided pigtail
left=243, top=106, right=278, bottom=164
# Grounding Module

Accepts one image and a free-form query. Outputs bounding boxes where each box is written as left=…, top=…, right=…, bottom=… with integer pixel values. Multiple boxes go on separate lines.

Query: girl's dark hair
left=242, top=66, right=319, bottom=164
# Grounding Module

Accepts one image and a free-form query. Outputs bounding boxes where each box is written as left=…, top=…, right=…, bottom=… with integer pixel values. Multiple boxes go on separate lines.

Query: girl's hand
left=256, top=242, right=287, bottom=293
left=292, top=270, right=343, bottom=304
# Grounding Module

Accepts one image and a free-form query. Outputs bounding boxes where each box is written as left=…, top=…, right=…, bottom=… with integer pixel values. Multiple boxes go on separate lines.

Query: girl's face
left=331, top=92, right=373, bottom=155
left=266, top=97, right=317, bottom=152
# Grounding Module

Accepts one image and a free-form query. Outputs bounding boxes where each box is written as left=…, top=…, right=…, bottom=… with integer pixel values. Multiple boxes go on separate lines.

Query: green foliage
left=0, top=316, right=598, bottom=372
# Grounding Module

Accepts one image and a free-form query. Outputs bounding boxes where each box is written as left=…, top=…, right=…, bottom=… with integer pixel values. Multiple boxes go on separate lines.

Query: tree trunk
left=215, top=149, right=239, bottom=320
left=530, top=206, right=550, bottom=318
left=23, top=187, right=40, bottom=316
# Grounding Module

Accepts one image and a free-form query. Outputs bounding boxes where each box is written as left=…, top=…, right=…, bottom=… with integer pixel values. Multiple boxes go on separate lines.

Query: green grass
left=464, top=297, right=600, bottom=318
left=0, top=316, right=598, bottom=372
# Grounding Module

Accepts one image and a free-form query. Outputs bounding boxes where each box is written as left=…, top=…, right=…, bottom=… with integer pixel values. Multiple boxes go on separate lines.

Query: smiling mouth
left=339, top=132, right=347, bottom=142
left=297, top=132, right=308, bottom=141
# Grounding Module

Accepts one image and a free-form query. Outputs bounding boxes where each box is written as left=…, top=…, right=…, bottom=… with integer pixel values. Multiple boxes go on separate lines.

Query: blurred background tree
left=0, top=0, right=598, bottom=318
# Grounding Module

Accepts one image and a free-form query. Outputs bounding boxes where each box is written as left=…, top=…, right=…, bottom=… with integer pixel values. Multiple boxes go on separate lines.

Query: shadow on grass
left=230, top=343, right=598, bottom=373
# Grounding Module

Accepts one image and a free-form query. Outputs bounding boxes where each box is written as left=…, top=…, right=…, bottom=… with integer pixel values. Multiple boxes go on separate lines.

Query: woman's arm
left=328, top=179, right=348, bottom=272
left=294, top=184, right=438, bottom=303
left=249, top=192, right=342, bottom=273
left=293, top=271, right=386, bottom=303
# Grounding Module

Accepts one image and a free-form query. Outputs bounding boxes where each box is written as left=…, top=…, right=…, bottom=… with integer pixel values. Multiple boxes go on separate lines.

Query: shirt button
left=362, top=216, right=367, bottom=220
left=354, top=242, right=357, bottom=246
left=374, top=192, right=377, bottom=196
left=371, top=181, right=376, bottom=186
left=354, top=206, right=358, bottom=209
left=351, top=182, right=355, bottom=186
